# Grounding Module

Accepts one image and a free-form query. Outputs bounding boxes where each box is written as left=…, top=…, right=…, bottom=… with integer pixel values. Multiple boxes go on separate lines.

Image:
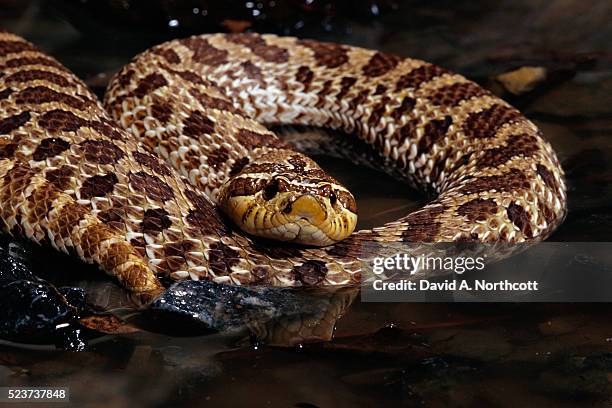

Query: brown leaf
left=79, top=315, right=140, bottom=334
left=495, top=66, right=547, bottom=95
left=222, top=19, right=252, bottom=33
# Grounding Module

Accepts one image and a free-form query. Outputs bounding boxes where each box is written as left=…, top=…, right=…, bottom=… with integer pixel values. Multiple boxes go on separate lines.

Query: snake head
left=217, top=150, right=357, bottom=246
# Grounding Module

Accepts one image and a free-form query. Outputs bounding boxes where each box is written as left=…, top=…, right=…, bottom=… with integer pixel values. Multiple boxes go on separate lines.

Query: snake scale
left=0, top=31, right=566, bottom=293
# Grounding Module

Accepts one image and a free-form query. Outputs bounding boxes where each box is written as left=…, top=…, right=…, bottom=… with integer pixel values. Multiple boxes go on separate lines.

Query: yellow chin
left=222, top=195, right=357, bottom=246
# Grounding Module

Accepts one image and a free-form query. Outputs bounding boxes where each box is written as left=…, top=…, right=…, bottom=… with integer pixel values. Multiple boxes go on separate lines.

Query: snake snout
left=285, top=194, right=327, bottom=225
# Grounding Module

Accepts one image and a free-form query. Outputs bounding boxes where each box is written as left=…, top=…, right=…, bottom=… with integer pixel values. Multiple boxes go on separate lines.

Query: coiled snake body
left=0, top=32, right=566, bottom=293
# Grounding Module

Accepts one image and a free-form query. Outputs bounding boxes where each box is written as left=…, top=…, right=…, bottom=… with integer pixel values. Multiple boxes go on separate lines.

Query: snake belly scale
left=0, top=31, right=566, bottom=292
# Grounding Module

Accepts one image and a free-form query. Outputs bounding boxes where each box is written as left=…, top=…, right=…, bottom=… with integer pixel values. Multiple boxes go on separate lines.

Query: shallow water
left=1, top=1, right=612, bottom=406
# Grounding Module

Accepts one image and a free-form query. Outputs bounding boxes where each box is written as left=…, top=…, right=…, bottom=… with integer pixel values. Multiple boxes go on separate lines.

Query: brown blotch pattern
left=45, top=165, right=74, bottom=190
left=400, top=205, right=446, bottom=242
left=4, top=56, right=66, bottom=71
left=241, top=61, right=265, bottom=85
left=188, top=88, right=240, bottom=113
left=0, top=40, right=35, bottom=56
left=208, top=242, right=240, bottom=276
left=315, top=79, right=334, bottom=108
left=80, top=140, right=125, bottom=164
left=236, top=128, right=286, bottom=150
left=133, top=151, right=172, bottom=176
left=129, top=171, right=174, bottom=202
left=141, top=208, right=172, bottom=234
left=5, top=70, right=72, bottom=88
left=184, top=189, right=231, bottom=237
left=250, top=240, right=302, bottom=260
left=374, top=84, right=387, bottom=95
left=183, top=110, right=215, bottom=137
left=1, top=164, right=33, bottom=213
left=150, top=100, right=173, bottom=124
left=291, top=260, right=328, bottom=285
left=395, top=64, right=449, bottom=91
left=296, top=66, right=314, bottom=92
left=457, top=198, right=499, bottom=222
left=163, top=239, right=195, bottom=258
left=15, top=86, right=89, bottom=110
left=226, top=33, right=289, bottom=63
left=336, top=76, right=357, bottom=100
left=32, top=137, right=70, bottom=161
left=116, top=69, right=135, bottom=88
left=0, top=142, right=17, bottom=159
left=477, top=133, right=539, bottom=167
left=88, top=119, right=124, bottom=141
left=80, top=173, right=119, bottom=199
left=152, top=47, right=180, bottom=64
left=462, top=104, right=522, bottom=139
left=298, top=39, right=348, bottom=68
left=27, top=182, right=60, bottom=223
left=390, top=96, right=416, bottom=120
left=507, top=202, right=532, bottom=238
left=363, top=52, right=402, bottom=77
left=0, top=88, right=13, bottom=100
left=459, top=169, right=529, bottom=194
left=97, top=207, right=125, bottom=228
left=536, top=164, right=558, bottom=192
left=206, top=146, right=229, bottom=169
left=132, top=73, right=167, bottom=98
left=161, top=64, right=209, bottom=86
left=15, top=86, right=88, bottom=110
left=348, top=89, right=369, bottom=111
left=367, top=96, right=390, bottom=128
left=163, top=240, right=196, bottom=269
left=538, top=200, right=556, bottom=226
left=429, top=82, right=488, bottom=106
left=56, top=202, right=89, bottom=237
left=0, top=111, right=30, bottom=134
left=225, top=176, right=268, bottom=197
left=38, top=109, right=88, bottom=133
left=451, top=152, right=473, bottom=173
left=183, top=37, right=229, bottom=66
left=229, top=157, right=249, bottom=176
left=417, top=116, right=453, bottom=153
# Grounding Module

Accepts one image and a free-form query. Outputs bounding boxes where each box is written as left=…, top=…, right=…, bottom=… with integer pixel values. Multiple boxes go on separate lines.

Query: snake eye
left=263, top=180, right=279, bottom=200
left=329, top=192, right=337, bottom=205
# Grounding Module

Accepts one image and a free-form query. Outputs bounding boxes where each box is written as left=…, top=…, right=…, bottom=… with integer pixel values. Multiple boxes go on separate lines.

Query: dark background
left=1, top=1, right=612, bottom=406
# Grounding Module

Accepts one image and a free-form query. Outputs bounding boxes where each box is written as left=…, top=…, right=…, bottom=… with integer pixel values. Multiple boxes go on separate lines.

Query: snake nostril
left=282, top=202, right=292, bottom=214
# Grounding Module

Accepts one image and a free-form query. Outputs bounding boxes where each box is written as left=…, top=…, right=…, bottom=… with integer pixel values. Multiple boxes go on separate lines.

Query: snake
left=0, top=31, right=567, bottom=294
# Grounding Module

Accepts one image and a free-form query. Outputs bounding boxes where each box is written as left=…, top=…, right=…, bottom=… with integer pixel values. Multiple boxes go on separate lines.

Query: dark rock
left=0, top=237, right=86, bottom=349
left=147, top=280, right=355, bottom=345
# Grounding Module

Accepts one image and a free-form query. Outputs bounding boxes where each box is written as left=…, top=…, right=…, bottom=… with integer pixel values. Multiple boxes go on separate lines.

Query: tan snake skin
left=0, top=32, right=566, bottom=293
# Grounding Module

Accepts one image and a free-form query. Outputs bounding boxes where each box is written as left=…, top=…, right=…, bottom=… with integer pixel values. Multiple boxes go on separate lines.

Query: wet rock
left=0, top=280, right=75, bottom=338
left=147, top=280, right=355, bottom=346
left=0, top=237, right=86, bottom=350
